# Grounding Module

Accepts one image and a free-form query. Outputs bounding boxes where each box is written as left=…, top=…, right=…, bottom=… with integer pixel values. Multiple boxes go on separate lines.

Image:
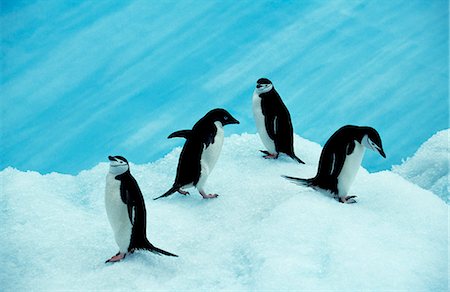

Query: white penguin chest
left=337, top=142, right=365, bottom=196
left=201, top=121, right=224, bottom=173
left=105, top=173, right=133, bottom=252
left=252, top=91, right=276, bottom=153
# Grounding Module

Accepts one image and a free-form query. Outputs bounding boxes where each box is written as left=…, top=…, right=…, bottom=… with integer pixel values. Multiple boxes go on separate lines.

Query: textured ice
left=1, top=134, right=447, bottom=291
left=393, top=130, right=449, bottom=203
left=1, top=0, right=448, bottom=174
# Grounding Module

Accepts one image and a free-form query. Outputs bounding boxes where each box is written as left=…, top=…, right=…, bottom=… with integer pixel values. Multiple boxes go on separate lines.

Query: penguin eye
left=224, top=116, right=229, bottom=120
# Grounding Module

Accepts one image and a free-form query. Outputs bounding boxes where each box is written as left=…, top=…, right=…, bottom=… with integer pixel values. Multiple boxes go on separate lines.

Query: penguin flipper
left=127, top=204, right=134, bottom=224
left=117, top=176, right=139, bottom=224
left=264, top=115, right=276, bottom=140
left=153, top=186, right=178, bottom=200
left=168, top=130, right=192, bottom=139
left=273, top=116, right=305, bottom=164
left=330, top=150, right=346, bottom=178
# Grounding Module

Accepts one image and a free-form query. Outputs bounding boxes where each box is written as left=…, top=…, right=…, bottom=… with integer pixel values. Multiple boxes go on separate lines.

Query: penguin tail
left=153, top=186, right=178, bottom=200
left=290, top=154, right=305, bottom=164
left=282, top=175, right=314, bottom=187
left=136, top=240, right=178, bottom=257
left=168, top=130, right=192, bottom=139
left=147, top=244, right=178, bottom=257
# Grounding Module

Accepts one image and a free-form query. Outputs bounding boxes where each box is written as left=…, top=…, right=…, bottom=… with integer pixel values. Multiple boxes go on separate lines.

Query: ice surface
left=1, top=134, right=447, bottom=291
left=393, top=130, right=449, bottom=203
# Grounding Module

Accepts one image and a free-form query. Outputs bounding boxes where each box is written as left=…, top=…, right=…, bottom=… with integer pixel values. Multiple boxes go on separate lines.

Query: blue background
left=1, top=0, right=448, bottom=174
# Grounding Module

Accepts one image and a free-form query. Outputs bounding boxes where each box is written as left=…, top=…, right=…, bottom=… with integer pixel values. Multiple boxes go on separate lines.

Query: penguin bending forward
left=105, top=156, right=177, bottom=263
left=154, top=108, right=239, bottom=200
left=283, top=125, right=386, bottom=203
left=252, top=78, right=304, bottom=163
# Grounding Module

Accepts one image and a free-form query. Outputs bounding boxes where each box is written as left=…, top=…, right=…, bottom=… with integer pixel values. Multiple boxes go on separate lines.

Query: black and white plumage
left=284, top=125, right=386, bottom=203
left=252, top=78, right=304, bottom=164
left=105, top=156, right=177, bottom=263
left=154, top=108, right=239, bottom=200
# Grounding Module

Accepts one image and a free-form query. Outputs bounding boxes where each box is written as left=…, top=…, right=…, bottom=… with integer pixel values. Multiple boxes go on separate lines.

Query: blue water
left=1, top=0, right=448, bottom=174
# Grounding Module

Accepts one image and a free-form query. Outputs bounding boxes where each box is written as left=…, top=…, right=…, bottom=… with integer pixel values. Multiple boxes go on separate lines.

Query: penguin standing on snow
left=284, top=125, right=386, bottom=203
left=154, top=108, right=239, bottom=200
left=105, top=156, right=177, bottom=263
left=252, top=78, right=304, bottom=163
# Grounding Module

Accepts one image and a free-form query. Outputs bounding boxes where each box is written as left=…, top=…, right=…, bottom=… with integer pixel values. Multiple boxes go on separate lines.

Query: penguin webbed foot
left=199, top=191, right=219, bottom=199
left=105, top=252, right=126, bottom=263
left=177, top=189, right=190, bottom=196
left=260, top=150, right=278, bottom=159
left=338, top=195, right=358, bottom=204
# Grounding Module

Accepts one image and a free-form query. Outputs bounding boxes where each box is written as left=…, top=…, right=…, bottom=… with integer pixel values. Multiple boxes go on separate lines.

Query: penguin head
left=255, top=78, right=274, bottom=94
left=204, top=108, right=240, bottom=126
left=360, top=127, right=386, bottom=158
left=108, top=155, right=129, bottom=175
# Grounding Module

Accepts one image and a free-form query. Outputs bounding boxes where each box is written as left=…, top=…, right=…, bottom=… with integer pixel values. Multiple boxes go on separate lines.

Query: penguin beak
left=378, top=147, right=386, bottom=158
left=256, top=84, right=262, bottom=89
left=228, top=117, right=240, bottom=125
left=108, top=156, right=116, bottom=162
left=373, top=145, right=386, bottom=158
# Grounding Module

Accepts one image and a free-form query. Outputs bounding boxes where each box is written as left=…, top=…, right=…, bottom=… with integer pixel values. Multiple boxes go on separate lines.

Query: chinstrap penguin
left=252, top=78, right=304, bottom=163
left=154, top=108, right=239, bottom=200
left=283, top=125, right=386, bottom=203
left=105, top=156, right=177, bottom=263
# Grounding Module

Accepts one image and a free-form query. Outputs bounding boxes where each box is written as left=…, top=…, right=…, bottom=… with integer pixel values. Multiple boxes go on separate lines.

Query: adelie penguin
left=154, top=108, right=239, bottom=200
left=252, top=78, right=305, bottom=163
left=284, top=125, right=386, bottom=204
left=104, top=156, right=177, bottom=263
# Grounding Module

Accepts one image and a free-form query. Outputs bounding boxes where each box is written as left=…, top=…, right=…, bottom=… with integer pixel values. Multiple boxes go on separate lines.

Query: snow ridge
left=393, top=129, right=449, bottom=203
left=0, top=134, right=447, bottom=291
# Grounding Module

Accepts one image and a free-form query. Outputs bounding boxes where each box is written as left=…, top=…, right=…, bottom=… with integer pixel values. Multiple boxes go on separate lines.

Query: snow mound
left=393, top=129, right=449, bottom=203
left=1, top=134, right=447, bottom=291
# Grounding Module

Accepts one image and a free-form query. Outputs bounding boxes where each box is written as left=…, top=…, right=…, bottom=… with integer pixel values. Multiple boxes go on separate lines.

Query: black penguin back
left=115, top=171, right=149, bottom=250
left=260, top=88, right=296, bottom=156
left=174, top=135, right=203, bottom=187
left=172, top=110, right=225, bottom=187
left=169, top=108, right=238, bottom=190
left=313, top=125, right=365, bottom=194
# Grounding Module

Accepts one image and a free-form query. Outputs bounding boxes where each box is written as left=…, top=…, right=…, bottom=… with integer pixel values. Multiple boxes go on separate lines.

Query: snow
left=1, top=133, right=447, bottom=291
left=393, top=130, right=449, bottom=203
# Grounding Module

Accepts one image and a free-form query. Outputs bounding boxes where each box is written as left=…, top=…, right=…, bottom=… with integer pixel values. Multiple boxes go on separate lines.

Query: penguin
left=154, top=108, right=239, bottom=200
left=105, top=155, right=177, bottom=263
left=252, top=78, right=305, bottom=163
left=283, top=125, right=386, bottom=203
